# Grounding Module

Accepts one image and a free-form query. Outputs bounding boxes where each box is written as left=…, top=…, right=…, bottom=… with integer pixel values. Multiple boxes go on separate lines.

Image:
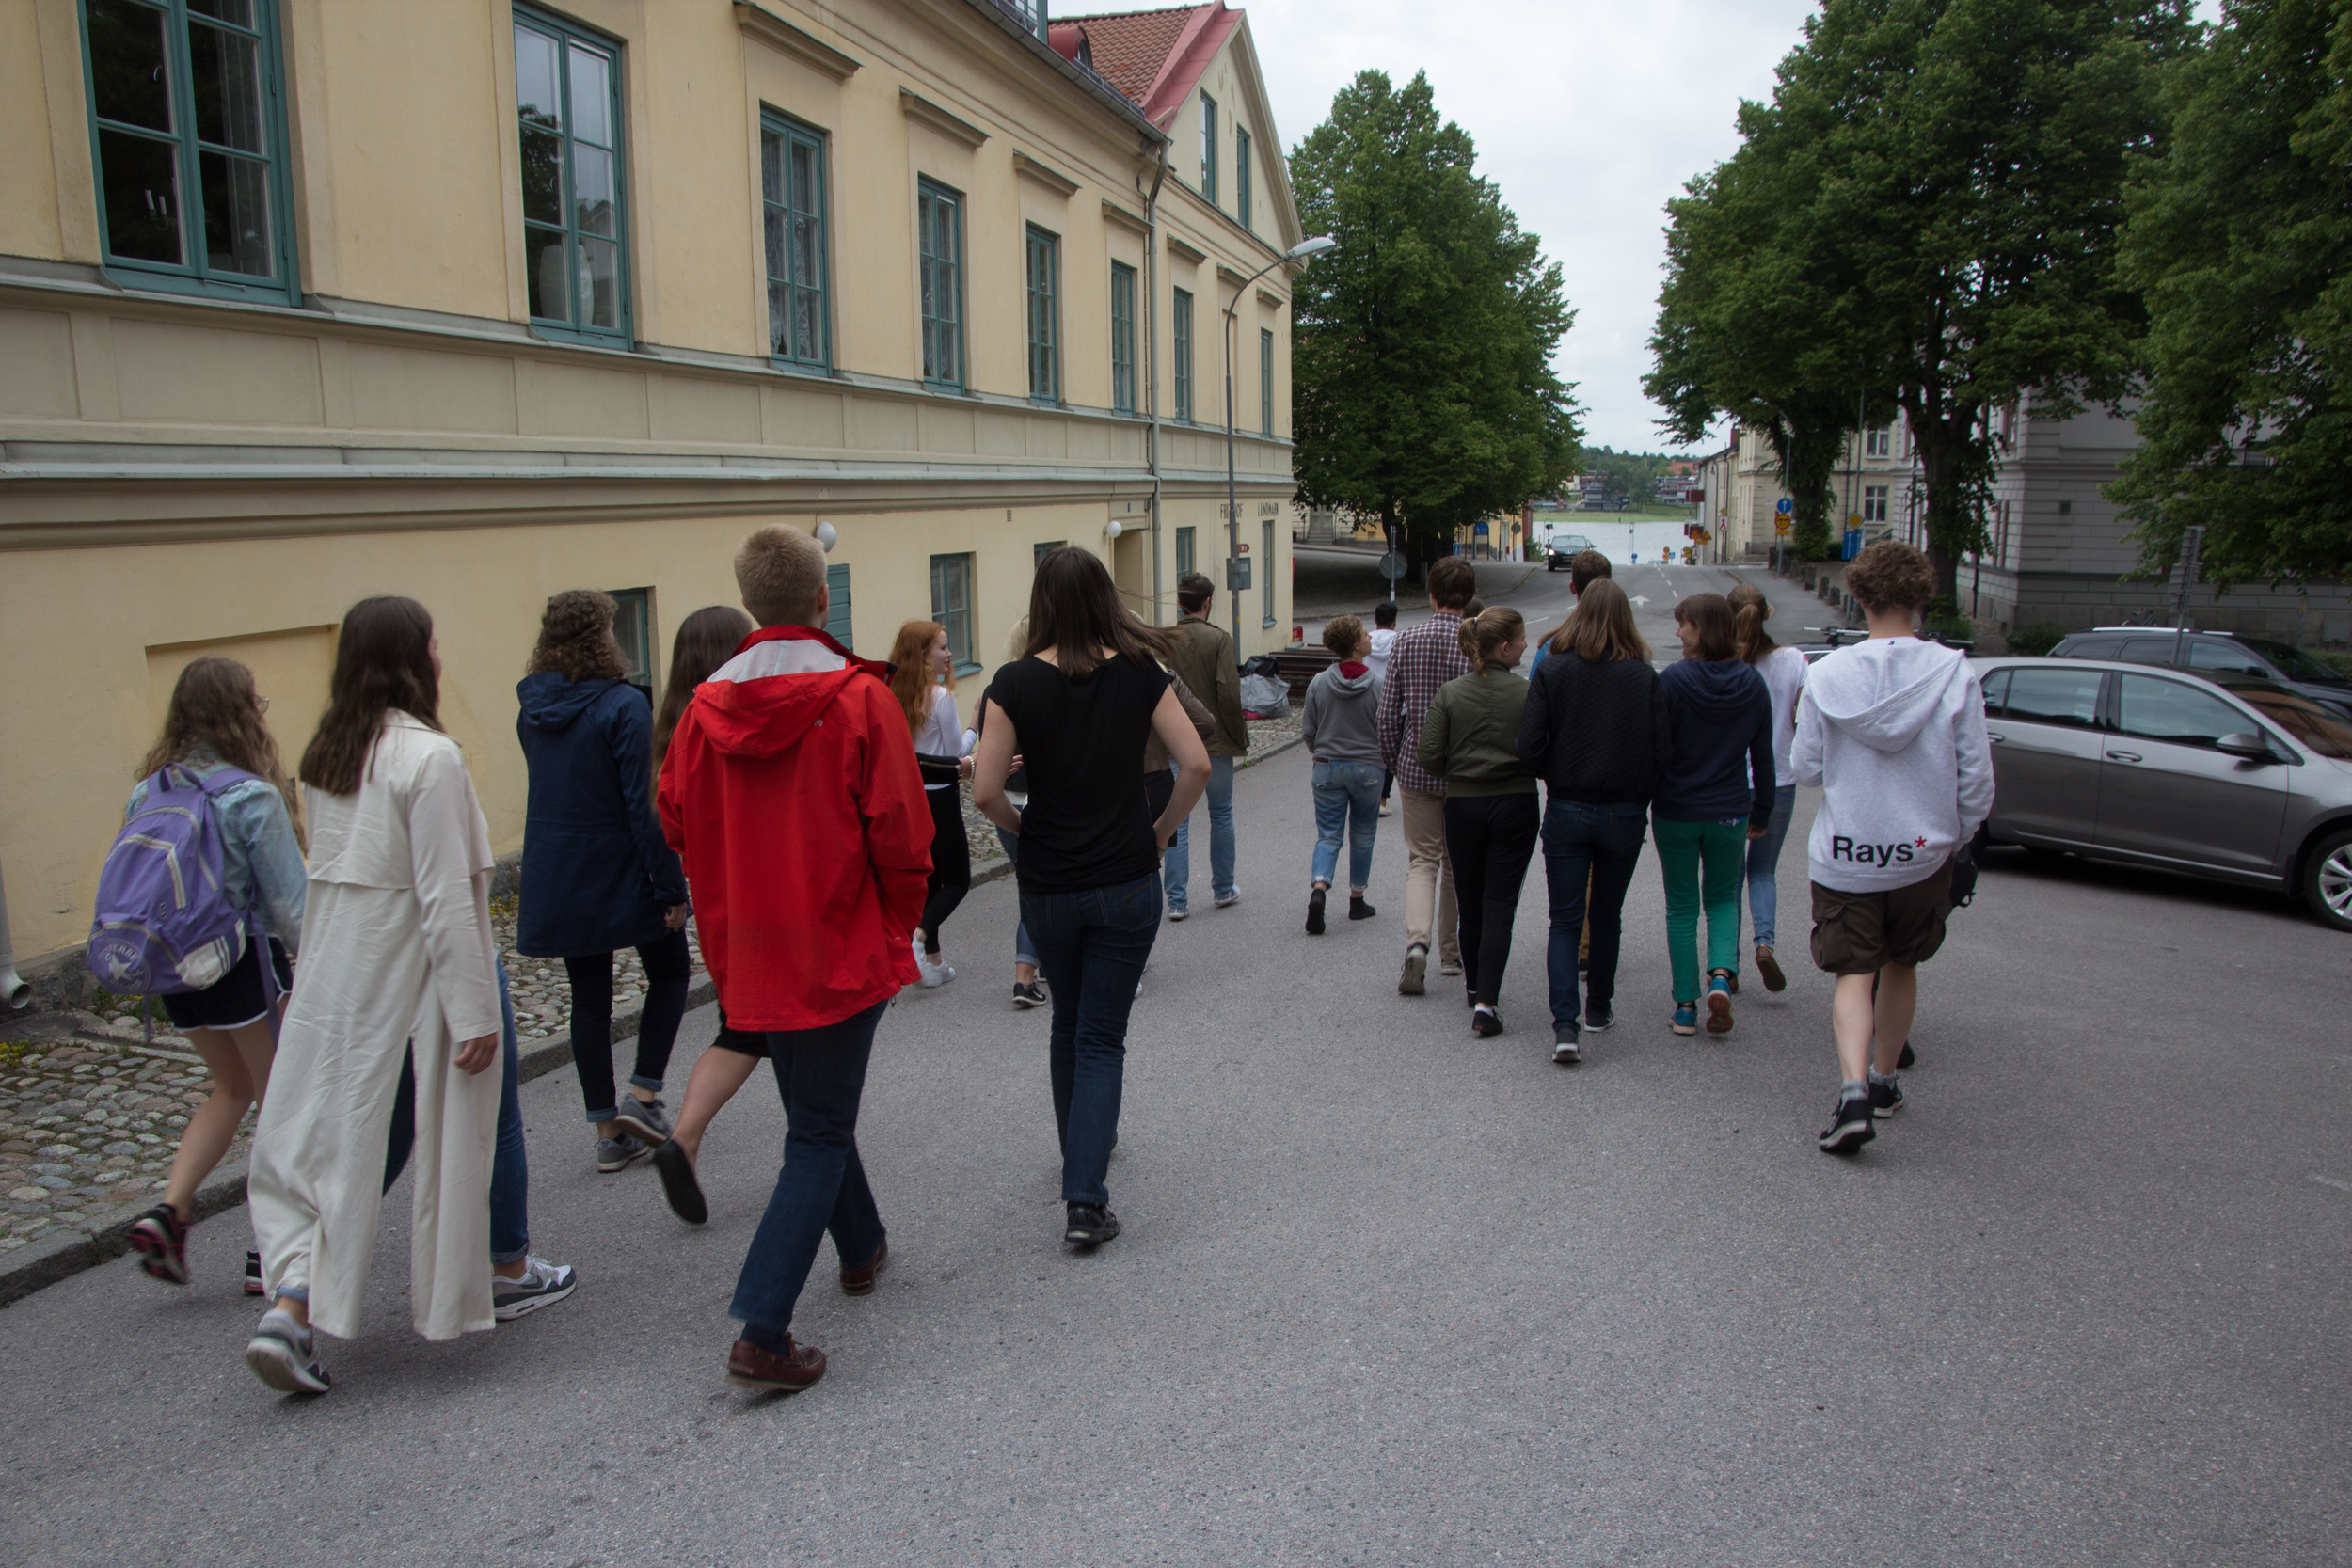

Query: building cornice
left=899, top=87, right=990, bottom=148
left=1012, top=151, right=1079, bottom=198
left=733, top=3, right=862, bottom=78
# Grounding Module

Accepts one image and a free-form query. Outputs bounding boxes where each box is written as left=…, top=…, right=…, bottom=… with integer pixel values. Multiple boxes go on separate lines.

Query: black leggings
left=1443, top=793, right=1541, bottom=1007
left=563, top=926, right=691, bottom=1120
left=919, top=785, right=971, bottom=955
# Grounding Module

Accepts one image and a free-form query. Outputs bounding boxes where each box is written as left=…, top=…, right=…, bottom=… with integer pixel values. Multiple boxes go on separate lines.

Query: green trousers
left=1654, top=815, right=1747, bottom=1003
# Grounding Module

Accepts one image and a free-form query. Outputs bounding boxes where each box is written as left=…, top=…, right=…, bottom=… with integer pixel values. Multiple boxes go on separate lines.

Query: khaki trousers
left=1397, top=786, right=1461, bottom=966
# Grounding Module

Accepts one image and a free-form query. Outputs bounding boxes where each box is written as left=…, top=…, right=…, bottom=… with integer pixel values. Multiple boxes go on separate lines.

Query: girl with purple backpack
left=121, top=658, right=308, bottom=1293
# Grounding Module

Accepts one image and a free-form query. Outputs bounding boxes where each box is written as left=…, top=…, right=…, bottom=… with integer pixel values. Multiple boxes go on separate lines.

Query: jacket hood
left=1804, top=638, right=1970, bottom=752
left=1321, top=663, right=1376, bottom=697
left=516, top=672, right=622, bottom=729
left=692, top=626, right=891, bottom=760
left=1667, top=658, right=1763, bottom=717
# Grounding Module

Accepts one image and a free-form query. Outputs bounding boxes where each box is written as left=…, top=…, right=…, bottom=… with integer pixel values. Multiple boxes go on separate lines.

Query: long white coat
left=248, top=711, right=503, bottom=1342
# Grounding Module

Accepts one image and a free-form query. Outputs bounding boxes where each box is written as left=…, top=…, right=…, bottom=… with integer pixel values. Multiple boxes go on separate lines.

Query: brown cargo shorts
left=1809, top=859, right=1955, bottom=975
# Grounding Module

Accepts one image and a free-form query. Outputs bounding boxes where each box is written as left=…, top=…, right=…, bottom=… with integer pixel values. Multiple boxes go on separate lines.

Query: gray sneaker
left=493, top=1256, right=579, bottom=1321
left=612, top=1096, right=672, bottom=1146
left=245, top=1307, right=330, bottom=1394
left=596, top=1134, right=646, bottom=1173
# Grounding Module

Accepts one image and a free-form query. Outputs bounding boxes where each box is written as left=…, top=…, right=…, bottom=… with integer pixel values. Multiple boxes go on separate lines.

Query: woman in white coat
left=245, top=597, right=503, bottom=1393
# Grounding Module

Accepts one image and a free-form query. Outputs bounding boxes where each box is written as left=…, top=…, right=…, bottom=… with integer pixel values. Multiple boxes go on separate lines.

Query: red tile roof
left=1052, top=4, right=1240, bottom=128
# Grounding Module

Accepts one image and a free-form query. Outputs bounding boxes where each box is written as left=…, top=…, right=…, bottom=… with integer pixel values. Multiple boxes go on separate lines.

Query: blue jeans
left=1021, top=871, right=1161, bottom=1206
left=730, top=1000, right=888, bottom=1336
left=996, top=825, right=1038, bottom=969
left=1310, top=759, right=1383, bottom=891
left=1165, top=755, right=1235, bottom=910
left=383, top=959, right=531, bottom=1265
left=1741, top=784, right=1798, bottom=950
left=1540, top=800, right=1649, bottom=1034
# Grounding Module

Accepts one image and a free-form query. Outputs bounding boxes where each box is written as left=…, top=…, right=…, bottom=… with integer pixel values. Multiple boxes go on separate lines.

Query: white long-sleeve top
left=911, top=686, right=969, bottom=791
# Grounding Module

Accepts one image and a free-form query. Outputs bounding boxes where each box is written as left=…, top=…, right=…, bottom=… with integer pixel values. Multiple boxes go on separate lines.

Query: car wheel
left=2301, top=825, right=2352, bottom=932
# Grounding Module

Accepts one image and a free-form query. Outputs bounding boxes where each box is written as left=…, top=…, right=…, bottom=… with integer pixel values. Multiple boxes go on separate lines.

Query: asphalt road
left=4, top=570, right=2347, bottom=1566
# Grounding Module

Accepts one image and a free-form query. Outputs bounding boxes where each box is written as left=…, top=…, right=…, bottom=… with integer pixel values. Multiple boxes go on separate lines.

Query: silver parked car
left=1973, top=657, right=2352, bottom=930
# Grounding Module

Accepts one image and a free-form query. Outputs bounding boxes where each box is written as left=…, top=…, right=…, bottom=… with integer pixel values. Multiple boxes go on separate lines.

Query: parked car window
left=1995, top=668, right=2102, bottom=726
left=2116, top=638, right=2177, bottom=665
left=2235, top=689, right=2352, bottom=760
left=2114, top=673, right=2246, bottom=747
left=2185, top=641, right=2268, bottom=678
left=1979, top=669, right=2010, bottom=711
left=2241, top=638, right=2352, bottom=686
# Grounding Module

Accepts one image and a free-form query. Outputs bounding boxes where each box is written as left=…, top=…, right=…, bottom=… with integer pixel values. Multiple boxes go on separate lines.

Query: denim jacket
left=124, top=748, right=308, bottom=956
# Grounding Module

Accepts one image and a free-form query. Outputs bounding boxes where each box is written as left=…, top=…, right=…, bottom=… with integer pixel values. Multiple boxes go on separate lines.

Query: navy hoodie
left=1655, top=659, right=1775, bottom=825
left=515, top=673, right=689, bottom=957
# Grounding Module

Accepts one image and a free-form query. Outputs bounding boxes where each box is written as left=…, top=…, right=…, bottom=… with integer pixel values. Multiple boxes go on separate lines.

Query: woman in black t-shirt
left=975, top=547, right=1210, bottom=1249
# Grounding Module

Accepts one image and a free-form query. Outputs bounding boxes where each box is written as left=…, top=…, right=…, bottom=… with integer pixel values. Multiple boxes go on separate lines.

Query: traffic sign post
left=2169, top=524, right=2205, bottom=665
left=1377, top=551, right=1406, bottom=581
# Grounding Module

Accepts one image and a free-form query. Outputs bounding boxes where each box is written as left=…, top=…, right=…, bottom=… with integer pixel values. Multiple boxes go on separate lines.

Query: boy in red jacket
left=658, top=523, right=930, bottom=1393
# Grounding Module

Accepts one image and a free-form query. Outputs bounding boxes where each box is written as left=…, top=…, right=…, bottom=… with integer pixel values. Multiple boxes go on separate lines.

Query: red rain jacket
left=658, top=625, right=930, bottom=1031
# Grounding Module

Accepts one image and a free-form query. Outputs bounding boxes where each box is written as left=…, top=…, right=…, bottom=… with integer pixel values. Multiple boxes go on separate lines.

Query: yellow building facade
left=1701, top=421, right=1919, bottom=561
left=0, top=0, right=1308, bottom=970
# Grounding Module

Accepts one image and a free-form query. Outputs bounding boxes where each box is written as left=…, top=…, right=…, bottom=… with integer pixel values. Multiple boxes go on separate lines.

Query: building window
left=917, top=178, right=964, bottom=388
left=930, top=553, right=976, bottom=673
left=1171, top=287, right=1194, bottom=422
left=1260, top=327, right=1275, bottom=436
left=609, top=587, right=653, bottom=693
left=78, top=0, right=297, bottom=302
left=824, top=562, right=852, bottom=650
left=515, top=7, right=628, bottom=342
left=1262, top=518, right=1277, bottom=626
left=1026, top=225, right=1060, bottom=404
left=760, top=111, right=828, bottom=369
left=1200, top=92, right=1217, bottom=205
left=1235, top=125, right=1252, bottom=230
left=1866, top=425, right=1892, bottom=458
left=1110, top=261, right=1137, bottom=416
left=1176, top=525, right=1197, bottom=579
left=1864, top=484, right=1888, bottom=525
left=1033, top=540, right=1065, bottom=569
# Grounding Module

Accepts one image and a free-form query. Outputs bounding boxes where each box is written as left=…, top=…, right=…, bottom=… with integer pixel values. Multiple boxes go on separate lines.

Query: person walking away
left=659, top=526, right=932, bottom=1391
left=1529, top=549, right=1618, bottom=971
left=889, top=620, right=976, bottom=988
left=515, top=592, right=691, bottom=1173
left=1654, top=594, right=1775, bottom=1037
left=119, top=658, right=306, bottom=1294
left=1516, top=580, right=1669, bottom=1063
left=1794, top=542, right=1993, bottom=1155
left=1161, top=571, right=1248, bottom=918
left=1415, top=609, right=1538, bottom=1036
left=1375, top=555, right=1477, bottom=994
left=985, top=619, right=1048, bottom=1009
left=244, top=596, right=503, bottom=1393
left=1727, top=582, right=1808, bottom=991
left=1367, top=601, right=1400, bottom=816
left=1298, top=614, right=1383, bottom=934
left=974, top=547, right=1209, bottom=1249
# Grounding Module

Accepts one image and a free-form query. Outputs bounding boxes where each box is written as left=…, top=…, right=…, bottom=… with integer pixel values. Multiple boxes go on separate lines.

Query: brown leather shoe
left=726, top=1335, right=825, bottom=1393
left=840, top=1237, right=888, bottom=1296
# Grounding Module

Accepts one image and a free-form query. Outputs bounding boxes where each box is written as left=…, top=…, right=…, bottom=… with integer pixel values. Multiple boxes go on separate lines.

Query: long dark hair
left=1674, top=593, right=1738, bottom=662
left=300, top=596, right=439, bottom=795
left=654, top=604, right=754, bottom=766
left=1555, top=578, right=1648, bottom=663
left=1025, top=546, right=1181, bottom=678
left=1727, top=582, right=1778, bottom=664
left=141, top=657, right=304, bottom=848
left=527, top=589, right=628, bottom=682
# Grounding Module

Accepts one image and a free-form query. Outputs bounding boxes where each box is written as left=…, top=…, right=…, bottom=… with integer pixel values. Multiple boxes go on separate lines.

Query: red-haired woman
left=887, top=619, right=974, bottom=988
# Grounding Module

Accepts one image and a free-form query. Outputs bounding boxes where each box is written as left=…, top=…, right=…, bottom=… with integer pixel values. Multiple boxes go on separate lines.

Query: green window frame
left=76, top=0, right=299, bottom=304
left=1110, top=261, right=1136, bottom=416
left=1262, top=519, right=1277, bottom=626
left=1260, top=327, right=1275, bottom=436
left=1175, top=525, right=1197, bottom=579
left=824, top=563, right=853, bottom=650
left=760, top=110, right=830, bottom=370
left=514, top=6, right=629, bottom=344
left=1236, top=125, right=1252, bottom=231
left=1200, top=92, right=1217, bottom=205
left=1171, top=287, right=1194, bottom=422
left=608, top=587, right=654, bottom=693
left=918, top=178, right=964, bottom=388
left=930, top=553, right=977, bottom=674
left=1033, top=540, right=1065, bottom=569
left=1026, top=225, right=1060, bottom=404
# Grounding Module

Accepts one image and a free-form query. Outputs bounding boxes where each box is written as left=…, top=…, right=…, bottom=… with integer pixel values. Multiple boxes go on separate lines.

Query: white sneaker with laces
left=918, top=953, right=957, bottom=988
left=493, top=1256, right=580, bottom=1321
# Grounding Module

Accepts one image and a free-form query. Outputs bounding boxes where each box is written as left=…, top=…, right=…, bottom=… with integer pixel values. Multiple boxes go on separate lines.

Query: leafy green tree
left=1289, top=71, right=1581, bottom=576
left=2109, top=0, right=2352, bottom=588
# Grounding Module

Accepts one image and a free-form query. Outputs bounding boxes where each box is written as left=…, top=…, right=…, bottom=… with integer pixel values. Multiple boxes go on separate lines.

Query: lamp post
left=1223, top=234, right=1336, bottom=643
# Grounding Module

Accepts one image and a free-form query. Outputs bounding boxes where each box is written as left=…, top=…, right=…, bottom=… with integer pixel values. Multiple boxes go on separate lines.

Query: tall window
left=930, top=554, right=976, bottom=673
left=760, top=111, right=828, bottom=369
left=1200, top=92, right=1217, bottom=205
left=1175, top=526, right=1197, bottom=579
left=917, top=179, right=963, bottom=388
left=78, top=0, right=296, bottom=301
left=608, top=588, right=652, bottom=691
left=1262, top=519, right=1277, bottom=626
left=824, top=562, right=853, bottom=650
left=1033, top=540, right=1065, bottom=568
left=1025, top=225, right=1060, bottom=404
left=1235, top=126, right=1252, bottom=230
left=1110, top=261, right=1137, bottom=416
left=1171, top=287, right=1194, bottom=422
left=1259, top=327, right=1274, bottom=436
left=1864, top=484, right=1889, bottom=524
left=515, top=8, right=628, bottom=341
left=1866, top=425, right=1892, bottom=458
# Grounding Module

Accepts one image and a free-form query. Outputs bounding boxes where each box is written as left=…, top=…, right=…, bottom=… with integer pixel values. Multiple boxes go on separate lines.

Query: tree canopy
left=2108, top=0, right=2352, bottom=588
left=1288, top=71, right=1581, bottom=566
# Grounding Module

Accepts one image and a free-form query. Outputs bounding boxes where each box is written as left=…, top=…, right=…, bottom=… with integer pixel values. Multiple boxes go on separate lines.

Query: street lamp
left=1223, top=235, right=1336, bottom=642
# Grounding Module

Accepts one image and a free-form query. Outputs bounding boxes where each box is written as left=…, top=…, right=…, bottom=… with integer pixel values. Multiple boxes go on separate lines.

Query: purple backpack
left=87, top=765, right=260, bottom=996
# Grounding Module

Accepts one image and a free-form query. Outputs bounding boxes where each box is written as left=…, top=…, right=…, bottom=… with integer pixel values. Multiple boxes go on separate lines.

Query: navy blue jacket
left=1655, top=658, right=1775, bottom=826
left=515, top=674, right=688, bottom=957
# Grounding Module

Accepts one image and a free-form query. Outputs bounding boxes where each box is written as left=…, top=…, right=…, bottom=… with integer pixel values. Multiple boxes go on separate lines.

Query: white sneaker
left=918, top=954, right=957, bottom=989
left=493, top=1256, right=579, bottom=1321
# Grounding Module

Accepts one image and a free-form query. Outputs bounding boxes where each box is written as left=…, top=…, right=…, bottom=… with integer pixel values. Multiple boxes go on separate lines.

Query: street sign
left=1226, top=556, right=1252, bottom=593
left=1377, top=551, right=1406, bottom=581
left=1775, top=518, right=1791, bottom=536
left=1848, top=514, right=1862, bottom=528
left=1775, top=498, right=1794, bottom=515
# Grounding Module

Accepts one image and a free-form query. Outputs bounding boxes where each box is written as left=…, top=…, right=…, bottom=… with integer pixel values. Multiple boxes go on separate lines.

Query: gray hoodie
left=1301, top=661, right=1382, bottom=766
left=1791, top=638, right=1994, bottom=893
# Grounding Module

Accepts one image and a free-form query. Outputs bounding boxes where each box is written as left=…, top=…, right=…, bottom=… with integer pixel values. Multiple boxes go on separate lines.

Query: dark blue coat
left=515, top=674, right=688, bottom=957
left=1655, top=658, right=1775, bottom=826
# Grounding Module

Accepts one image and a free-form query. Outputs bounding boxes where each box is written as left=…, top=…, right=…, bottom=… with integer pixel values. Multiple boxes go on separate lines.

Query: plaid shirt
left=1376, top=611, right=1470, bottom=795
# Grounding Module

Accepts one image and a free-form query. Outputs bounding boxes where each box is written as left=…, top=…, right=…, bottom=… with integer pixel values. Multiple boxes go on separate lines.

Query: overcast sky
left=1237, top=0, right=1830, bottom=457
